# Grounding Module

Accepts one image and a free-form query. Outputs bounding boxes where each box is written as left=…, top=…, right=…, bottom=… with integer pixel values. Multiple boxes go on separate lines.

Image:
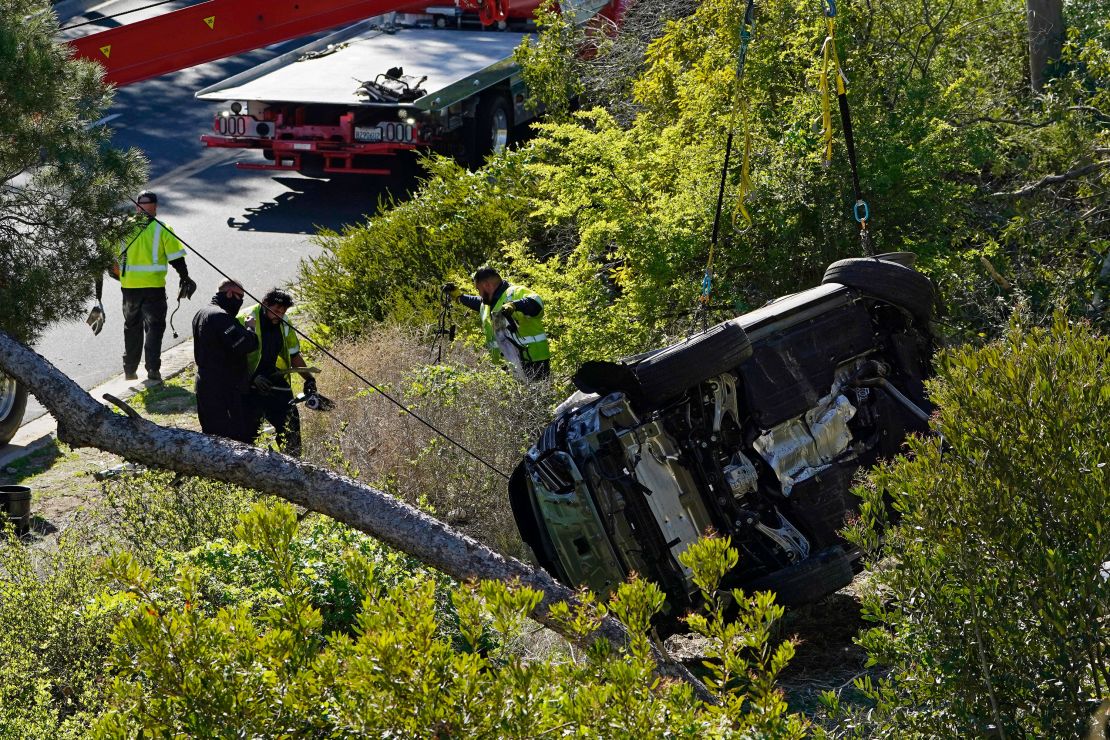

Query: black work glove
left=85, top=302, right=106, bottom=335
left=303, top=376, right=318, bottom=395
left=499, top=301, right=517, bottom=317
left=252, top=374, right=275, bottom=394
left=178, top=276, right=197, bottom=300
left=441, top=282, right=461, bottom=300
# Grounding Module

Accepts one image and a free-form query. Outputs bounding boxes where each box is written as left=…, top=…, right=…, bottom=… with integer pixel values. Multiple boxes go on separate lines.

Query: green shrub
left=298, top=154, right=538, bottom=341
left=0, top=524, right=118, bottom=738
left=99, top=470, right=259, bottom=564
left=94, top=504, right=806, bottom=737
left=153, top=509, right=445, bottom=637
left=841, top=313, right=1110, bottom=736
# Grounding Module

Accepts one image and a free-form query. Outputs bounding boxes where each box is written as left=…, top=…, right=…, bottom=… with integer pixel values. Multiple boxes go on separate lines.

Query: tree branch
left=0, top=331, right=714, bottom=703
left=990, top=159, right=1110, bottom=198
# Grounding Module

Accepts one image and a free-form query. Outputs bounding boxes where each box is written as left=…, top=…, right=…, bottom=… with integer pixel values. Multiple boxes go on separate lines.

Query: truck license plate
left=354, top=126, right=383, bottom=143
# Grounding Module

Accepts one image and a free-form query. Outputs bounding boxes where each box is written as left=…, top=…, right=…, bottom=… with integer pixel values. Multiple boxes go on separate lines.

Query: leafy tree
left=95, top=502, right=807, bottom=737
left=1, top=0, right=145, bottom=344
left=301, top=0, right=1109, bottom=364
left=1026, top=0, right=1064, bottom=92
left=841, top=313, right=1110, bottom=736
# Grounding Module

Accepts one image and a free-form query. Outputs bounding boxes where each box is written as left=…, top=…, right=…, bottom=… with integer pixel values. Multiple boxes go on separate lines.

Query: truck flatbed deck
left=196, top=22, right=528, bottom=112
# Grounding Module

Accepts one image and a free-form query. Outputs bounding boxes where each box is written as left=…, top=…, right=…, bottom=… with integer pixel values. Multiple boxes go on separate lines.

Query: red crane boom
left=67, top=0, right=507, bottom=86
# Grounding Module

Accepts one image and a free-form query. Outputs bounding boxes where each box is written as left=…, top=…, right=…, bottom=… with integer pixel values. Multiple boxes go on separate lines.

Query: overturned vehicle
left=510, top=256, right=938, bottom=624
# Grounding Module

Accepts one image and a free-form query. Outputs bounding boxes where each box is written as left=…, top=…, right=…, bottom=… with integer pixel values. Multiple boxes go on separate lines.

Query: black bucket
left=0, top=485, right=32, bottom=533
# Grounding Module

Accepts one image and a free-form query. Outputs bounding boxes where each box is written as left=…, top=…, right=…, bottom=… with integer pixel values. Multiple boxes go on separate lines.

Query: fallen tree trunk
left=0, top=331, right=712, bottom=701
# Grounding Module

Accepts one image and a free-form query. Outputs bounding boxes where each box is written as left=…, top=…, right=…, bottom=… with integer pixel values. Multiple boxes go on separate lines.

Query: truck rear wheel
left=0, top=374, right=28, bottom=447
left=465, top=93, right=512, bottom=168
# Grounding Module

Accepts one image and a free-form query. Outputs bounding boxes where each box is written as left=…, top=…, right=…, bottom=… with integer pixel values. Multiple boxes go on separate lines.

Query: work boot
left=146, top=369, right=162, bottom=384
left=124, top=369, right=139, bottom=380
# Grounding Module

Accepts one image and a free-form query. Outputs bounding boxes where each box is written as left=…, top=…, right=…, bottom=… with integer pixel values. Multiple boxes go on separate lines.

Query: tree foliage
left=301, top=0, right=1110, bottom=374
left=93, top=502, right=806, bottom=737
left=841, top=314, right=1110, bottom=736
left=1, top=0, right=145, bottom=344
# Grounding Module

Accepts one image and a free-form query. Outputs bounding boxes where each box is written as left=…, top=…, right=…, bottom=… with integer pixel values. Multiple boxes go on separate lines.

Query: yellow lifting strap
left=732, top=96, right=754, bottom=228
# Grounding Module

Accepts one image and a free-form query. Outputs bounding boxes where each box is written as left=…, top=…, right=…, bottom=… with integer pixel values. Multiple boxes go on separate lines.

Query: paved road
left=24, top=0, right=395, bottom=423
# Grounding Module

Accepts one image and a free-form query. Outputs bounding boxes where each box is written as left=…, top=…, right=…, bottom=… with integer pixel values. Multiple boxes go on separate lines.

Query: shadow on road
left=225, top=173, right=420, bottom=234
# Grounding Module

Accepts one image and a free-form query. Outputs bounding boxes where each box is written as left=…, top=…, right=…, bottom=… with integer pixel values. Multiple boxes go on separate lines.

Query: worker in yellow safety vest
left=107, top=191, right=196, bottom=382
left=238, top=289, right=318, bottom=455
left=444, top=266, right=550, bottom=381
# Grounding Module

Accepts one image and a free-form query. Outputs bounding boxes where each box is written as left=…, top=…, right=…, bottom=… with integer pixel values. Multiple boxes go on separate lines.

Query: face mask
left=215, top=293, right=244, bottom=315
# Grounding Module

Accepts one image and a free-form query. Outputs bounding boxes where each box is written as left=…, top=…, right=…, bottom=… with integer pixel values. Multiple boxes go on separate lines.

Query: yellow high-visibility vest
left=117, top=220, right=186, bottom=289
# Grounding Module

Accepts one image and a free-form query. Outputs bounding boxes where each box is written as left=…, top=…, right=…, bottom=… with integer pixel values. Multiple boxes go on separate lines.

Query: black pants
left=122, top=288, right=167, bottom=375
left=196, top=377, right=251, bottom=443
left=244, top=386, right=301, bottom=455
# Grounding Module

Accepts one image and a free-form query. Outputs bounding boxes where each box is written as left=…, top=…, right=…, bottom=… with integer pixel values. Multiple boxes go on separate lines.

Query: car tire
left=0, top=375, right=28, bottom=447
left=630, top=318, right=753, bottom=407
left=746, top=547, right=855, bottom=607
left=822, top=257, right=935, bottom=320
left=874, top=251, right=917, bottom=267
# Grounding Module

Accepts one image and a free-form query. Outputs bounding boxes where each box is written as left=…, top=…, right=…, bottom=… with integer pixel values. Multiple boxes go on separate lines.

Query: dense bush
left=299, top=154, right=538, bottom=340
left=302, top=325, right=559, bottom=556
left=837, top=314, right=1110, bottom=736
left=0, top=524, right=117, bottom=738
left=1, top=472, right=439, bottom=737
left=99, top=470, right=260, bottom=564
left=95, top=503, right=806, bottom=738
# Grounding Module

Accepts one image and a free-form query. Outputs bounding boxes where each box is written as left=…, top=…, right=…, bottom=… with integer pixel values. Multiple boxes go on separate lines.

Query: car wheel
left=822, top=257, right=936, bottom=320
left=874, top=251, right=917, bottom=267
left=630, top=318, right=753, bottom=407
left=746, top=546, right=855, bottom=607
left=0, top=374, right=29, bottom=447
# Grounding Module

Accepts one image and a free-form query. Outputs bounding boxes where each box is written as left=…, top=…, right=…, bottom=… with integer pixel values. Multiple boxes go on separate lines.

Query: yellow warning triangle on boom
left=99, top=45, right=111, bottom=58
left=203, top=16, right=215, bottom=29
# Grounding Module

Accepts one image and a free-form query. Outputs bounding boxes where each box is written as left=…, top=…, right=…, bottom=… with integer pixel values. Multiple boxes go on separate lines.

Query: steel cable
left=126, top=198, right=511, bottom=479
left=59, top=0, right=187, bottom=32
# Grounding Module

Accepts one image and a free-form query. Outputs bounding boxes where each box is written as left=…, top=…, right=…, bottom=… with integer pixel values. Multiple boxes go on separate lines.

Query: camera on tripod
left=290, top=390, right=335, bottom=411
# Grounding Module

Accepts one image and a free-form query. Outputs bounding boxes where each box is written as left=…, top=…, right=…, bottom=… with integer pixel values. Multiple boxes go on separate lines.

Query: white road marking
left=144, top=148, right=242, bottom=192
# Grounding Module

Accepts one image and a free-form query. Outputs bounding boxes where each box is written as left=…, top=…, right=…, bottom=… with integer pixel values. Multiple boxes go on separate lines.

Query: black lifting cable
left=694, top=0, right=757, bottom=334
left=127, top=199, right=511, bottom=480
left=59, top=0, right=183, bottom=32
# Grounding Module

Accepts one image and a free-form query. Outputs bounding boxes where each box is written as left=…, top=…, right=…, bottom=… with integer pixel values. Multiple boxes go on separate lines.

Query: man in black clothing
left=192, top=280, right=258, bottom=442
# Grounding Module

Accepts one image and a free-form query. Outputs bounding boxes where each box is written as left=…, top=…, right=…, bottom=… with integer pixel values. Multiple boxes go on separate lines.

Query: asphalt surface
left=24, top=0, right=398, bottom=424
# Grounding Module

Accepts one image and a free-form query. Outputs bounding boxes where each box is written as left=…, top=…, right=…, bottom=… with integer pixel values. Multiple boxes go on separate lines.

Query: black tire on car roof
left=630, top=317, right=754, bottom=407
left=572, top=318, right=753, bottom=410
left=821, top=257, right=936, bottom=321
left=873, top=251, right=917, bottom=267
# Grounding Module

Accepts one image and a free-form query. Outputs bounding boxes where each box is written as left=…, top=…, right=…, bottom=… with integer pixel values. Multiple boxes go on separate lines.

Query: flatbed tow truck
left=195, top=14, right=542, bottom=175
